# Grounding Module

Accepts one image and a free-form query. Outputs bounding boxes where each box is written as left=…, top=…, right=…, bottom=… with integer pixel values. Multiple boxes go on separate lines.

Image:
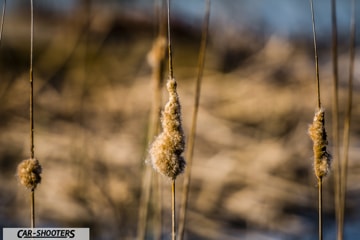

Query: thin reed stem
left=309, top=0, right=321, bottom=109
left=0, top=0, right=6, bottom=46
left=178, top=1, right=210, bottom=239
left=339, top=0, right=356, bottom=237
left=167, top=2, right=176, bottom=239
left=155, top=5, right=166, bottom=240
left=31, top=190, right=35, bottom=228
left=148, top=1, right=184, bottom=239
left=172, top=180, right=176, bottom=240
left=330, top=0, right=341, bottom=239
left=309, top=3, right=327, bottom=240
left=318, top=179, right=323, bottom=240
left=30, top=0, right=34, bottom=159
left=167, top=0, right=173, bottom=79
left=137, top=1, right=166, bottom=239
left=137, top=168, right=152, bottom=240
left=30, top=0, right=35, bottom=229
left=155, top=174, right=163, bottom=240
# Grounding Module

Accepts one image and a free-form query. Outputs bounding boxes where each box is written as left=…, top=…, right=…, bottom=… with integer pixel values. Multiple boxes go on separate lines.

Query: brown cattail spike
left=17, top=158, right=42, bottom=190
left=149, top=78, right=186, bottom=180
left=308, top=108, right=332, bottom=180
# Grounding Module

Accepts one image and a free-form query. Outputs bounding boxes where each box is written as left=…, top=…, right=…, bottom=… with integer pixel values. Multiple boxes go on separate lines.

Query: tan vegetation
left=0, top=3, right=359, bottom=240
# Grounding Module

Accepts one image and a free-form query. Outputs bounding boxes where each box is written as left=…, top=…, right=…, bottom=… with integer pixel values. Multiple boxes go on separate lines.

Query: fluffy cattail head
left=308, top=108, right=331, bottom=180
left=149, top=78, right=186, bottom=180
left=17, top=158, right=42, bottom=190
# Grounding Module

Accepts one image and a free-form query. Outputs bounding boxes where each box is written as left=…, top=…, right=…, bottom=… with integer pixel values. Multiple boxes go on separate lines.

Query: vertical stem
left=0, top=0, right=6, bottom=46
left=30, top=0, right=34, bottom=159
left=331, top=0, right=341, bottom=239
left=309, top=0, right=321, bottom=109
left=155, top=175, right=163, bottom=240
left=339, top=0, right=356, bottom=238
left=167, top=0, right=173, bottom=80
left=178, top=1, right=210, bottom=240
left=31, top=190, right=35, bottom=228
left=172, top=180, right=176, bottom=240
left=29, top=0, right=36, bottom=229
left=137, top=168, right=152, bottom=240
left=318, top=179, right=323, bottom=240
left=137, top=2, right=166, bottom=240
left=310, top=3, right=324, bottom=240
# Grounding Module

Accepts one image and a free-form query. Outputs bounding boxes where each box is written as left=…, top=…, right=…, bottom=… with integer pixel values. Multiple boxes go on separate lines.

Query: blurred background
left=0, top=0, right=360, bottom=239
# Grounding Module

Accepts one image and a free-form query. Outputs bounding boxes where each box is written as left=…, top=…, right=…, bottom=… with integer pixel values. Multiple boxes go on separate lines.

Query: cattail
left=17, top=158, right=42, bottom=191
left=308, top=108, right=332, bottom=180
left=147, top=36, right=167, bottom=69
left=149, top=78, right=186, bottom=180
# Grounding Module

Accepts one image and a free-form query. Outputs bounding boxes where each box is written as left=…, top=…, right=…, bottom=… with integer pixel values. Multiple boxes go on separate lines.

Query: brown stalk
left=0, top=0, right=6, bottom=46
left=137, top=1, right=166, bottom=240
left=178, top=1, right=210, bottom=240
left=330, top=1, right=341, bottom=238
left=318, top=178, right=323, bottom=240
left=167, top=0, right=173, bottom=80
left=15, top=0, right=42, bottom=230
left=31, top=190, right=35, bottom=228
left=172, top=180, right=176, bottom=240
left=167, top=2, right=176, bottom=239
left=30, top=0, right=34, bottom=160
left=153, top=3, right=167, bottom=240
left=30, top=0, right=35, bottom=228
left=309, top=2, right=331, bottom=240
left=166, top=2, right=181, bottom=240
left=339, top=0, right=356, bottom=238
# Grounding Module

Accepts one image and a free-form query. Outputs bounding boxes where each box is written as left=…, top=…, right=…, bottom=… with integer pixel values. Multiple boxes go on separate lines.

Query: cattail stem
left=155, top=174, right=163, bottom=240
left=137, top=168, right=152, bottom=240
left=167, top=0, right=173, bottom=79
left=172, top=180, right=176, bottom=240
left=31, top=189, right=35, bottom=228
left=318, top=178, right=323, bottom=240
left=30, top=0, right=35, bottom=229
left=30, top=0, right=34, bottom=159
left=0, top=0, right=6, bottom=45
left=330, top=0, right=341, bottom=239
left=309, top=3, right=331, bottom=240
left=137, top=2, right=166, bottom=239
left=309, top=0, right=321, bottom=109
left=16, top=0, right=42, bottom=230
left=149, top=1, right=185, bottom=239
left=178, top=1, right=210, bottom=240
left=339, top=0, right=356, bottom=238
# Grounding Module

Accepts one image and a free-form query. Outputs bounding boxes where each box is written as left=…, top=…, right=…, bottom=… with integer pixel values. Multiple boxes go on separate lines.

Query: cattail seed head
left=17, top=158, right=42, bottom=190
left=308, top=108, right=331, bottom=180
left=147, top=36, right=167, bottom=69
left=149, top=78, right=186, bottom=180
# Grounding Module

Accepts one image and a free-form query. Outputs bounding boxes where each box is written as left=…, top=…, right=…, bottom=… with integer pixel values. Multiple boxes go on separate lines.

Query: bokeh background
left=0, top=1, right=360, bottom=239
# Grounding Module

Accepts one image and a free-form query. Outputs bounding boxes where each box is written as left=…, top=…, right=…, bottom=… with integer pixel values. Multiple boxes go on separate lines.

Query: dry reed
left=330, top=0, right=342, bottom=238
left=339, top=1, right=356, bottom=239
left=308, top=1, right=332, bottom=239
left=16, top=0, right=42, bottom=228
left=0, top=0, right=5, bottom=46
left=148, top=1, right=186, bottom=239
left=178, top=1, right=210, bottom=239
left=137, top=2, right=167, bottom=238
